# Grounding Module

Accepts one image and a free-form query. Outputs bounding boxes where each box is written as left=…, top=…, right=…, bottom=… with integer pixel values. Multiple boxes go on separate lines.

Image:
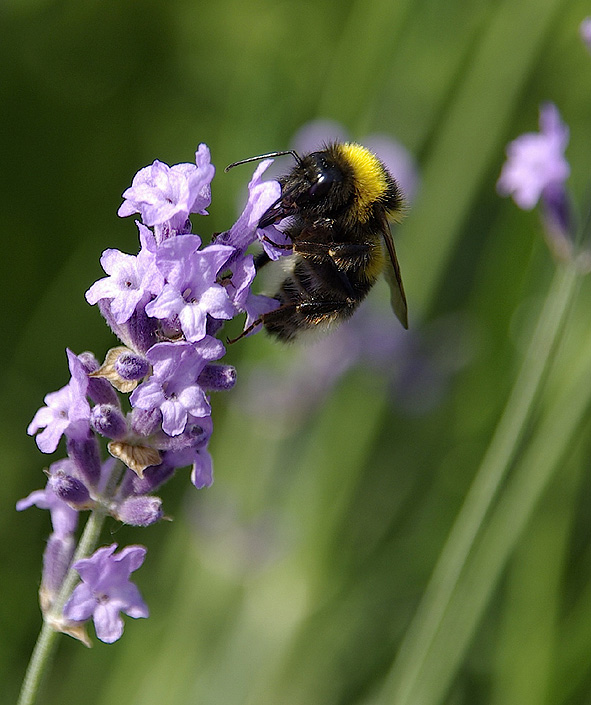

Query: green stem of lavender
left=377, top=260, right=580, bottom=705
left=17, top=465, right=123, bottom=705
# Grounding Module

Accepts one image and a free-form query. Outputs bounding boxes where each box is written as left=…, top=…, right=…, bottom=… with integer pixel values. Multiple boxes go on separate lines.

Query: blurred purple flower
left=237, top=303, right=469, bottom=436
left=580, top=17, right=591, bottom=52
left=497, top=102, right=570, bottom=210
left=63, top=544, right=148, bottom=644
left=291, top=119, right=350, bottom=153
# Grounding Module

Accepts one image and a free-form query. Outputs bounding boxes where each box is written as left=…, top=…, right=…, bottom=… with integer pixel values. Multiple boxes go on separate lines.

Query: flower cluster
left=19, top=144, right=287, bottom=643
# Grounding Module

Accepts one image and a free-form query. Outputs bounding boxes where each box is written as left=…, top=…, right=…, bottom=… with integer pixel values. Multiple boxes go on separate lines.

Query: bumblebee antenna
left=225, top=150, right=302, bottom=172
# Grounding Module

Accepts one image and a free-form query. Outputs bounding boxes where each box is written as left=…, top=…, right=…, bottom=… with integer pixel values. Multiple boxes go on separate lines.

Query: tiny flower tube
left=115, top=496, right=164, bottom=526
left=40, top=533, right=76, bottom=612
left=78, top=352, right=120, bottom=405
left=66, top=435, right=102, bottom=489
left=129, top=463, right=176, bottom=495
left=130, top=407, right=162, bottom=437
left=98, top=301, right=158, bottom=354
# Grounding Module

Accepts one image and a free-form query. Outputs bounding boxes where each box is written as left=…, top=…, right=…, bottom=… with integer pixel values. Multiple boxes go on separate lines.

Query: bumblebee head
left=226, top=142, right=403, bottom=228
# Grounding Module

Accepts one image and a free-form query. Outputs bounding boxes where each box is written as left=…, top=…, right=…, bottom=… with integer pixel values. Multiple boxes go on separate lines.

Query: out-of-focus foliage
left=4, top=0, right=591, bottom=704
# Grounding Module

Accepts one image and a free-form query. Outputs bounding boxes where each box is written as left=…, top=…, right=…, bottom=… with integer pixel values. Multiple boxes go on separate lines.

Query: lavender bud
left=91, top=404, right=128, bottom=440
left=115, top=351, right=150, bottom=381
left=66, top=434, right=101, bottom=488
left=49, top=470, right=92, bottom=509
left=197, top=363, right=236, bottom=391
left=115, top=496, right=164, bottom=526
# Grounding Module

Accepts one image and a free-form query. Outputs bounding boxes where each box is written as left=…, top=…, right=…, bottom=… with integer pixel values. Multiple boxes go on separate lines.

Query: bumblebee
left=226, top=142, right=408, bottom=342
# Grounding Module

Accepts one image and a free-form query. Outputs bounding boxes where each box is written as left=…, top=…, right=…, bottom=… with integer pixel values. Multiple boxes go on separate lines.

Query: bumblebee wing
left=379, top=214, right=408, bottom=329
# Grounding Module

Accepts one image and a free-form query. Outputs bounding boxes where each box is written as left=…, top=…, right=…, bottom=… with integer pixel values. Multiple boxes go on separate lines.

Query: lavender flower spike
left=63, top=544, right=148, bottom=644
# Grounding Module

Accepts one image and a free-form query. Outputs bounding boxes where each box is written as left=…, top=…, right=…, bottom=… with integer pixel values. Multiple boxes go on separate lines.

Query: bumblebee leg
left=293, top=240, right=371, bottom=263
left=226, top=316, right=266, bottom=344
left=261, top=234, right=293, bottom=250
left=291, top=241, right=373, bottom=299
left=260, top=297, right=357, bottom=341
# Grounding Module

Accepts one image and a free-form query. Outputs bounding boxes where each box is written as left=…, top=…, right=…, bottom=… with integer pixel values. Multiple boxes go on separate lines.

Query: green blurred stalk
left=375, top=260, right=581, bottom=705
left=404, top=331, right=591, bottom=705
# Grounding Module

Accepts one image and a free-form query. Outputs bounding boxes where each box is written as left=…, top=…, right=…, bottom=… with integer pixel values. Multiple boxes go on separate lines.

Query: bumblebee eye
left=307, top=175, right=332, bottom=201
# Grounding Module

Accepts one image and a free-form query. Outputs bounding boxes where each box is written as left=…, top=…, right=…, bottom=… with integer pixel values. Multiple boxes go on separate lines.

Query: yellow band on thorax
left=339, top=143, right=389, bottom=221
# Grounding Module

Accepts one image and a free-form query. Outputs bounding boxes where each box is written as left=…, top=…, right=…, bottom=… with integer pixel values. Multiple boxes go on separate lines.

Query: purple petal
left=191, top=448, right=213, bottom=489
left=93, top=603, right=125, bottom=643
left=63, top=582, right=97, bottom=622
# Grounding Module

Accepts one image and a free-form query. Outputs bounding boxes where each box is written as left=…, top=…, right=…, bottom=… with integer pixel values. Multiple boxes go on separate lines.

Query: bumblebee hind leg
left=227, top=298, right=358, bottom=344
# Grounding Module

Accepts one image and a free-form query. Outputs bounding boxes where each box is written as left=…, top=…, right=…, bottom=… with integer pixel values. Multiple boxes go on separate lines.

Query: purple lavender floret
left=17, top=461, right=79, bottom=536
left=28, top=350, right=91, bottom=454
left=145, top=235, right=236, bottom=342
left=63, top=544, right=149, bottom=643
left=85, top=239, right=164, bottom=326
left=218, top=159, right=288, bottom=259
left=130, top=340, right=223, bottom=436
left=117, top=144, right=215, bottom=240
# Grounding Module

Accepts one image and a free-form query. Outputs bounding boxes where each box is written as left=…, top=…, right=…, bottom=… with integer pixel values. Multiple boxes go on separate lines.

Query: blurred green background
left=3, top=0, right=591, bottom=703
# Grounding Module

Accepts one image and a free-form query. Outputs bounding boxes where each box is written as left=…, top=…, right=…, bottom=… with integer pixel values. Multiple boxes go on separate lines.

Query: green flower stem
left=377, top=260, right=580, bottom=705
left=15, top=454, right=128, bottom=705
